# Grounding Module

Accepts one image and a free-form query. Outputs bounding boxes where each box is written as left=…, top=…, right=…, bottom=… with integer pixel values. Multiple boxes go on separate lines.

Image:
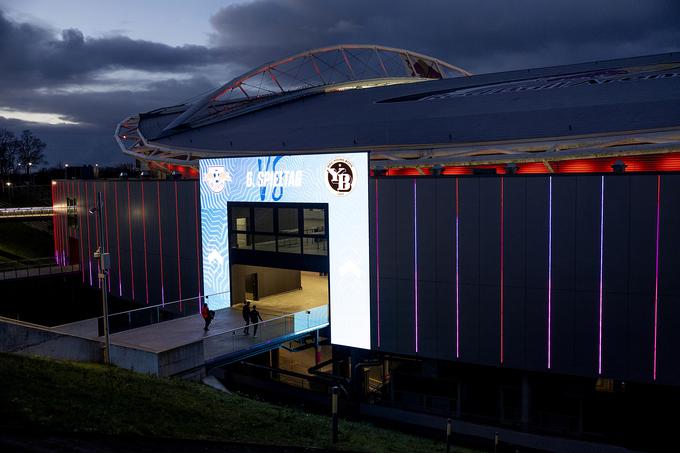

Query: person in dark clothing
left=250, top=305, right=263, bottom=337
left=201, top=301, right=214, bottom=332
left=242, top=300, right=251, bottom=335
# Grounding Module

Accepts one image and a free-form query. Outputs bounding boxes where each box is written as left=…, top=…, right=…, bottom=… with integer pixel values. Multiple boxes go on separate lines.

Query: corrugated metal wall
left=370, top=174, right=680, bottom=386
left=52, top=179, right=202, bottom=314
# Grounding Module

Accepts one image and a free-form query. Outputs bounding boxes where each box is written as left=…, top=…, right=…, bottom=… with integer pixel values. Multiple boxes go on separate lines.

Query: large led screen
left=199, top=152, right=370, bottom=349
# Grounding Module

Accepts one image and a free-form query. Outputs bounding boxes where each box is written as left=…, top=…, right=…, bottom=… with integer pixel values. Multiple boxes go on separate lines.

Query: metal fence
left=203, top=304, right=329, bottom=361
left=0, top=257, right=79, bottom=281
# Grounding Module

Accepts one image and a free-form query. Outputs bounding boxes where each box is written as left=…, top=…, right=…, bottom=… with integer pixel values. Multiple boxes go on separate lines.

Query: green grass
left=0, top=354, right=475, bottom=452
left=0, top=222, right=53, bottom=260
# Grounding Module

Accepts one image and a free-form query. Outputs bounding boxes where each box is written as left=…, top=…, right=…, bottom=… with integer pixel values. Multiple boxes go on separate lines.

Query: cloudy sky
left=0, top=0, right=678, bottom=167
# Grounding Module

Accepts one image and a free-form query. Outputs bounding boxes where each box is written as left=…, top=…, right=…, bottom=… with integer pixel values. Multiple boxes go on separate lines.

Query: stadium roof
left=116, top=47, right=680, bottom=172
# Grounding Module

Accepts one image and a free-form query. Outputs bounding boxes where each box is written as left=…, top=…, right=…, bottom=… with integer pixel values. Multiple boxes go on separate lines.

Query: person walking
left=250, top=305, right=263, bottom=337
left=201, top=301, right=215, bottom=332
left=242, top=300, right=251, bottom=335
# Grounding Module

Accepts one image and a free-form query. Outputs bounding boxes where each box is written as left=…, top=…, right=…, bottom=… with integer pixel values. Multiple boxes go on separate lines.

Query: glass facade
left=228, top=203, right=328, bottom=256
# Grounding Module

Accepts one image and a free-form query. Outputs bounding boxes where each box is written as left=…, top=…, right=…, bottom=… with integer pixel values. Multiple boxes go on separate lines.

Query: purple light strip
left=375, top=179, right=381, bottom=348
left=456, top=178, right=460, bottom=358
left=547, top=176, right=553, bottom=370
left=598, top=176, right=605, bottom=375
left=414, top=178, right=419, bottom=353
left=653, top=175, right=661, bottom=381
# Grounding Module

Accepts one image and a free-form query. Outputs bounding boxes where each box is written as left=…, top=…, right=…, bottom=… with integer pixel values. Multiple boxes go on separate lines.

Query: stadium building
left=53, top=46, right=680, bottom=451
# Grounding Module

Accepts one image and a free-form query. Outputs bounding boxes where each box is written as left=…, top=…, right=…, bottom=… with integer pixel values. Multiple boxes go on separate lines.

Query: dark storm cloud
left=210, top=0, right=680, bottom=73
left=1, top=1, right=679, bottom=167
left=0, top=10, right=228, bottom=89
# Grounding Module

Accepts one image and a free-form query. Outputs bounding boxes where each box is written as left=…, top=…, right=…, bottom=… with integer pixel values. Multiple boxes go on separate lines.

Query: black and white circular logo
left=326, top=158, right=355, bottom=195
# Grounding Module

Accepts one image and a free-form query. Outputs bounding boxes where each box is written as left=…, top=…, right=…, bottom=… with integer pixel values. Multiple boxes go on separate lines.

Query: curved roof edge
left=161, top=44, right=471, bottom=133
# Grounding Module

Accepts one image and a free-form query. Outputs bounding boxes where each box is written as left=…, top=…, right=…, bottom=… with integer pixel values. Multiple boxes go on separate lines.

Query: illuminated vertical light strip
left=414, top=178, right=419, bottom=353
left=60, top=183, right=66, bottom=265
left=157, top=182, right=165, bottom=306
left=127, top=182, right=135, bottom=301
left=598, top=176, right=605, bottom=375
left=103, top=184, right=111, bottom=291
left=547, top=176, right=553, bottom=370
left=51, top=182, right=58, bottom=264
left=500, top=177, right=504, bottom=365
left=93, top=182, right=101, bottom=289
left=456, top=178, right=460, bottom=358
left=77, top=182, right=85, bottom=282
left=114, top=183, right=122, bottom=296
left=174, top=181, right=183, bottom=309
left=375, top=178, right=381, bottom=347
left=194, top=182, right=202, bottom=311
left=653, top=175, right=661, bottom=381
left=85, top=182, right=92, bottom=286
left=141, top=183, right=149, bottom=304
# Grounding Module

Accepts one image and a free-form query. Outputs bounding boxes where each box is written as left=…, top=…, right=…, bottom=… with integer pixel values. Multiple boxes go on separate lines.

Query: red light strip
left=127, top=182, right=135, bottom=301
left=375, top=178, right=381, bottom=348
left=103, top=183, right=111, bottom=291
left=51, top=182, right=58, bottom=264
left=93, top=182, right=100, bottom=289
left=414, top=178, right=419, bottom=353
left=653, top=175, right=661, bottom=381
left=455, top=178, right=460, bottom=358
left=77, top=182, right=85, bottom=282
left=174, top=181, right=183, bottom=308
left=141, top=183, right=149, bottom=304
left=500, top=177, right=504, bottom=365
left=157, top=181, right=165, bottom=306
left=114, top=183, right=122, bottom=296
left=194, top=181, right=202, bottom=311
left=85, top=182, right=92, bottom=286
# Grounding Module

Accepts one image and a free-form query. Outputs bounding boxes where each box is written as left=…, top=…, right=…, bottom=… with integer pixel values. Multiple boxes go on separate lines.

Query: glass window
left=230, top=233, right=252, bottom=249
left=278, top=236, right=301, bottom=254
left=278, top=208, right=298, bottom=234
left=303, top=237, right=328, bottom=256
left=232, top=207, right=250, bottom=231
left=254, top=207, right=274, bottom=233
left=254, top=234, right=276, bottom=252
left=303, top=208, right=325, bottom=235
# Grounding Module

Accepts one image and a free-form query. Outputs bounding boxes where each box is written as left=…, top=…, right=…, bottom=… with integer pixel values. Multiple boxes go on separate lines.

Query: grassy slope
left=0, top=354, right=474, bottom=452
left=0, top=222, right=53, bottom=259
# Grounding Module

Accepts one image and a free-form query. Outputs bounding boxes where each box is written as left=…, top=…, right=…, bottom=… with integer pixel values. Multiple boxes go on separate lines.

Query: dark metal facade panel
left=370, top=173, right=680, bottom=386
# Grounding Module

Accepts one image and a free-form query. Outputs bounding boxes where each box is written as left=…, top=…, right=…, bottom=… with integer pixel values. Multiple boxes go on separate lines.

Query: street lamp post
left=92, top=192, right=111, bottom=364
left=64, top=164, right=69, bottom=179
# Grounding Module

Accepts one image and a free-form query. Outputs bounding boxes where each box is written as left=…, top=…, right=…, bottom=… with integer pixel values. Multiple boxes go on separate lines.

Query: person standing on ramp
left=250, top=305, right=263, bottom=337
left=242, top=300, right=251, bottom=335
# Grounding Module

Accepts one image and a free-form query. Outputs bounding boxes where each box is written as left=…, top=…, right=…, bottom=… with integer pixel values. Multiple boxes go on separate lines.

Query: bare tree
left=0, top=129, right=18, bottom=178
left=15, top=130, right=46, bottom=175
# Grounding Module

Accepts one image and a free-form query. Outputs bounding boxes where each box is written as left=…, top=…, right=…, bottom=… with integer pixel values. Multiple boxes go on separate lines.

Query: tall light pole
left=64, top=164, right=69, bottom=179
left=91, top=192, right=111, bottom=364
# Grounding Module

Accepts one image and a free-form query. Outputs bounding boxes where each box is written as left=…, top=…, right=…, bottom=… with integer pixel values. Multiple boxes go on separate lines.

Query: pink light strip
left=375, top=178, right=381, bottom=348
left=114, top=183, right=122, bottom=296
left=141, top=182, right=149, bottom=304
left=598, top=176, right=605, bottom=375
left=456, top=178, right=460, bottom=358
left=174, top=181, right=182, bottom=308
left=414, top=178, right=419, bottom=353
left=127, top=182, right=135, bottom=300
left=653, top=175, right=661, bottom=381
left=157, top=182, right=165, bottom=306
left=500, top=177, right=504, bottom=365
left=548, top=176, right=553, bottom=370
